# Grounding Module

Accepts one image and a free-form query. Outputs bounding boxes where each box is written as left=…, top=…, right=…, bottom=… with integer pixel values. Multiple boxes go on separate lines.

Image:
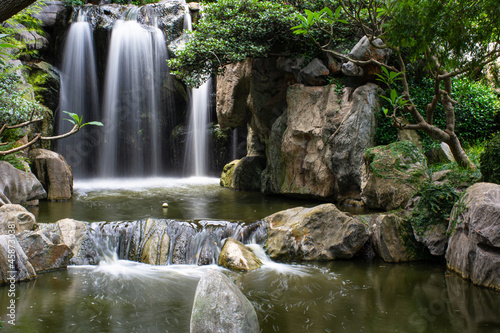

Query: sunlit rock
left=218, top=237, right=262, bottom=271
left=446, top=183, right=500, bottom=290
left=190, top=268, right=259, bottom=333
left=220, top=156, right=265, bottom=191
left=29, top=149, right=73, bottom=201
left=0, top=235, right=36, bottom=285
left=265, top=204, right=369, bottom=260
left=0, top=204, right=37, bottom=235
left=141, top=231, right=170, bottom=265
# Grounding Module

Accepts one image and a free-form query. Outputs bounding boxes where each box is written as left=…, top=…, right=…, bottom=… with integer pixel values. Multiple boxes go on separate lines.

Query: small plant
left=480, top=134, right=500, bottom=184
left=63, top=111, right=103, bottom=129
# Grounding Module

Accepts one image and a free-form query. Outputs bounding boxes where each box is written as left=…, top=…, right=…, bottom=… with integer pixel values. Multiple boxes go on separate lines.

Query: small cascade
left=99, top=9, right=169, bottom=177
left=182, top=3, right=212, bottom=176
left=78, top=219, right=267, bottom=266
left=56, top=11, right=100, bottom=178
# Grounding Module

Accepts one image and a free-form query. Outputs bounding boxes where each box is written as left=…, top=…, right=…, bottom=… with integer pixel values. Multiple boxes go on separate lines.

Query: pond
left=3, top=178, right=500, bottom=332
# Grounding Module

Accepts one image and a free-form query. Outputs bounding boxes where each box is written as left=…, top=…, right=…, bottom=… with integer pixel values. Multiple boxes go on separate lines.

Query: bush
left=480, top=134, right=500, bottom=184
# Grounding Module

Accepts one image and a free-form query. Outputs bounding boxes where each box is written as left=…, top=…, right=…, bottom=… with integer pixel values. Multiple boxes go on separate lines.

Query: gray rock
left=10, top=23, right=49, bottom=51
left=0, top=204, right=37, bottom=235
left=446, top=182, right=500, bottom=290
left=190, top=269, right=259, bottom=333
left=16, top=225, right=73, bottom=273
left=264, top=204, right=369, bottom=260
left=426, top=142, right=455, bottom=164
left=349, top=36, right=391, bottom=63
left=0, top=161, right=47, bottom=206
left=362, top=141, right=428, bottom=211
left=414, top=223, right=448, bottom=257
left=0, top=235, right=36, bottom=285
left=29, top=149, right=73, bottom=201
left=33, top=1, right=67, bottom=28
left=342, top=61, right=364, bottom=77
left=299, top=58, right=329, bottom=86
left=220, top=156, right=265, bottom=191
left=218, top=237, right=262, bottom=271
left=56, top=218, right=99, bottom=265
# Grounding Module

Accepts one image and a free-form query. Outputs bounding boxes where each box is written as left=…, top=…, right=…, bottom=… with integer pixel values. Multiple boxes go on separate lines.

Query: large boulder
left=190, top=269, right=260, bottom=333
left=370, top=214, right=426, bottom=262
left=446, top=183, right=500, bottom=290
left=0, top=235, right=37, bottom=285
left=16, top=224, right=73, bottom=273
left=362, top=141, right=428, bottom=211
left=220, top=156, right=266, bottom=191
left=0, top=161, right=47, bottom=206
left=29, top=148, right=73, bottom=201
left=264, top=204, right=369, bottom=260
left=56, top=218, right=99, bottom=265
left=32, top=0, right=68, bottom=28
left=218, top=237, right=262, bottom=271
left=0, top=204, right=37, bottom=235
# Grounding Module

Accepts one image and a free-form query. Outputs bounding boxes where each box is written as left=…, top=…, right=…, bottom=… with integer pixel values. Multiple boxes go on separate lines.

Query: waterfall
left=182, top=4, right=212, bottom=177
left=99, top=12, right=169, bottom=177
left=57, top=12, right=100, bottom=178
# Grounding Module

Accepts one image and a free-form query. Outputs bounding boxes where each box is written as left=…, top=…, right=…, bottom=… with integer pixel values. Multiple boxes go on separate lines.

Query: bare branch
left=0, top=134, right=40, bottom=156
left=41, top=124, right=79, bottom=140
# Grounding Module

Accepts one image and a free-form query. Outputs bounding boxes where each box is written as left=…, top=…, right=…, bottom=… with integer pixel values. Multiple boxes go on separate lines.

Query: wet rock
left=141, top=231, right=170, bottom=265
left=265, top=204, right=369, bottom=260
left=0, top=235, right=37, bottom=285
left=27, top=61, right=61, bottom=112
left=414, top=223, right=448, bottom=257
left=190, top=268, right=259, bottom=333
left=220, top=156, right=265, bottom=191
left=0, top=161, right=47, bottom=206
left=362, top=141, right=428, bottom=211
left=56, top=218, right=96, bottom=265
left=16, top=225, right=73, bottom=273
left=29, top=149, right=73, bottom=201
left=446, top=183, right=500, bottom=290
left=218, top=237, right=262, bottom=271
left=370, top=214, right=425, bottom=262
left=0, top=204, right=37, bottom=235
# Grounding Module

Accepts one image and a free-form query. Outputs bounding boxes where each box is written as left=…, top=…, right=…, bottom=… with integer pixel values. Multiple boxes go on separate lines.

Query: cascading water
left=56, top=11, right=100, bottom=178
left=99, top=11, right=169, bottom=177
left=182, top=4, right=212, bottom=176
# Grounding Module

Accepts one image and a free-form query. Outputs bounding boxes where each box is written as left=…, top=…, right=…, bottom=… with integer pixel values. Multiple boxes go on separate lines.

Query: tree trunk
left=446, top=132, right=475, bottom=169
left=0, top=0, right=36, bottom=23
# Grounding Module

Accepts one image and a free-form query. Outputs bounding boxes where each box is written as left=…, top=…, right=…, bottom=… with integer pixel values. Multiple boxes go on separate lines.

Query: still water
left=4, top=178, right=500, bottom=332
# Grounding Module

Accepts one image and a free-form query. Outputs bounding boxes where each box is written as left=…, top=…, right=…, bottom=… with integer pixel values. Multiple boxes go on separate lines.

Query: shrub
left=480, top=134, right=500, bottom=184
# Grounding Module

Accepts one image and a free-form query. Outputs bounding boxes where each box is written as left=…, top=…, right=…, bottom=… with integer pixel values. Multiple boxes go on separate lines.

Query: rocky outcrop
left=190, top=268, right=260, bottom=333
left=218, top=237, right=262, bottom=271
left=362, top=141, right=428, bottom=211
left=33, top=0, right=68, bottom=28
left=264, top=204, right=369, bottom=260
left=220, top=156, right=266, bottom=191
left=0, top=161, right=47, bottom=206
left=446, top=183, right=500, bottom=290
left=0, top=204, right=37, bottom=235
left=56, top=218, right=98, bottom=266
left=370, top=214, right=425, bottom=262
left=0, top=235, right=37, bottom=285
left=29, top=148, right=73, bottom=201
left=16, top=225, right=73, bottom=273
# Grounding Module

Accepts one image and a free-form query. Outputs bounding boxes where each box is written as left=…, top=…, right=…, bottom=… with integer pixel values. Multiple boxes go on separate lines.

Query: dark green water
left=3, top=177, right=499, bottom=332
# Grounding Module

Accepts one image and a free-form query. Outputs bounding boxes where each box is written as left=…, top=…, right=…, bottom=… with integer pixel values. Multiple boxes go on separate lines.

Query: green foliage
left=63, top=111, right=103, bottom=129
left=480, top=134, right=500, bottom=184
left=410, top=181, right=459, bottom=236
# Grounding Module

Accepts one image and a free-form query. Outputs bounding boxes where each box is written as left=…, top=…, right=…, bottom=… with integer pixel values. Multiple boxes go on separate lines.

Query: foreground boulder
left=218, top=237, right=262, bottom=271
left=0, top=204, right=37, bottom=234
left=190, top=269, right=260, bottom=333
left=264, top=204, right=369, bottom=260
left=0, top=161, right=47, bottom=206
left=362, top=141, right=428, bottom=211
left=29, top=149, right=73, bottom=201
left=56, top=219, right=99, bottom=265
left=0, top=235, right=37, bottom=284
left=446, top=183, right=500, bottom=290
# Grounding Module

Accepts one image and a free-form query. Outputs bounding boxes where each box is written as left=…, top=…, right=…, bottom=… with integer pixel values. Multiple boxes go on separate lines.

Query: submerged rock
left=29, top=149, right=73, bottom=201
left=0, top=235, right=37, bottom=285
left=0, top=204, right=37, bottom=234
left=264, top=204, right=369, bottom=260
left=218, top=237, right=262, bottom=271
left=190, top=268, right=260, bottom=333
left=0, top=161, right=47, bottom=206
left=446, top=183, right=500, bottom=290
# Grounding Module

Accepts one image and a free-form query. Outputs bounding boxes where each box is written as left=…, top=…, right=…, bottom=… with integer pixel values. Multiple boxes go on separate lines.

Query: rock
left=58, top=219, right=99, bottom=266
left=9, top=23, right=49, bottom=51
left=370, top=214, right=425, bottom=262
left=190, top=269, right=260, bottom=333
left=426, top=142, right=455, bottom=164
left=414, top=223, right=448, bottom=257
left=218, top=237, right=262, bottom=271
left=349, top=36, right=391, bottom=64
left=446, top=183, right=500, bottom=290
left=362, top=141, right=429, bottom=211
left=325, top=83, right=380, bottom=200
left=0, top=161, right=47, bottom=206
left=299, top=58, right=330, bottom=86
left=326, top=53, right=342, bottom=74
left=32, top=1, right=68, bottom=28
left=16, top=225, right=73, bottom=273
left=188, top=2, right=201, bottom=11
left=264, top=204, right=369, bottom=260
left=261, top=112, right=287, bottom=195
left=0, top=235, right=37, bottom=285
left=0, top=204, right=37, bottom=235
left=27, top=61, right=61, bottom=112
left=29, top=149, right=73, bottom=201
left=342, top=61, right=364, bottom=77
left=141, top=231, right=170, bottom=265
left=220, top=156, right=266, bottom=191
